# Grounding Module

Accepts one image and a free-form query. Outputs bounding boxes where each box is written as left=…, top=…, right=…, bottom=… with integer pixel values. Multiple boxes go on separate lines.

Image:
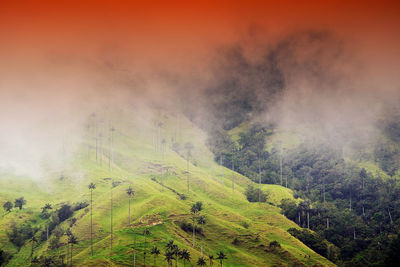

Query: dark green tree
left=151, top=246, right=160, bottom=266
left=197, top=215, right=206, bottom=256
left=126, top=186, right=134, bottom=225
left=180, top=249, right=191, bottom=267
left=14, top=197, right=26, bottom=210
left=197, top=257, right=206, bottom=267
left=3, top=201, right=13, bottom=212
left=216, top=251, right=227, bottom=267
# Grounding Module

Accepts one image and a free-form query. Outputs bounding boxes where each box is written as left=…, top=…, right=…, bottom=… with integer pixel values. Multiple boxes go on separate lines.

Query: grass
left=0, top=108, right=335, bottom=267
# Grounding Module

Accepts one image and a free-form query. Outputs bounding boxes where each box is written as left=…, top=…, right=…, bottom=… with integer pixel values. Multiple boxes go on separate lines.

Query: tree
left=171, top=244, right=180, bottom=267
left=3, top=201, right=12, bottom=212
left=197, top=257, right=206, bottom=267
left=41, top=204, right=52, bottom=240
left=197, top=215, right=206, bottom=257
left=208, top=254, right=214, bottom=266
left=151, top=246, right=160, bottom=266
left=14, top=197, right=26, bottom=210
left=216, top=251, right=227, bottom=267
left=88, top=182, right=96, bottom=256
left=184, top=142, right=194, bottom=193
left=191, top=202, right=203, bottom=247
left=143, top=229, right=150, bottom=267
left=126, top=186, right=134, bottom=225
left=165, top=250, right=174, bottom=267
left=180, top=249, right=191, bottom=267
left=68, top=233, right=78, bottom=266
left=29, top=234, right=37, bottom=265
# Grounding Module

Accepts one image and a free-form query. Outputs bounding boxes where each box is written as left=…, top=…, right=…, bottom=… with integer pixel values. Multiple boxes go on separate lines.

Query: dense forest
left=201, top=89, right=400, bottom=266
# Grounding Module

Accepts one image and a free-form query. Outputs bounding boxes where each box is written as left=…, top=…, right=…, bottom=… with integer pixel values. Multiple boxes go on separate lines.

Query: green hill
left=0, top=108, right=334, bottom=267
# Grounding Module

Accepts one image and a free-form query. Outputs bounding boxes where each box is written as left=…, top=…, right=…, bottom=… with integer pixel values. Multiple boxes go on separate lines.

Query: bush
left=269, top=240, right=281, bottom=249
left=57, top=204, right=73, bottom=222
left=179, top=222, right=203, bottom=235
left=73, top=202, right=89, bottom=211
left=288, top=228, right=329, bottom=258
left=0, top=249, right=12, bottom=265
left=7, top=223, right=37, bottom=248
left=245, top=184, right=269, bottom=202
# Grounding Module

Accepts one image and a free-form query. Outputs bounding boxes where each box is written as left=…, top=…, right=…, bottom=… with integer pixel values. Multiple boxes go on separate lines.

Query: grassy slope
left=0, top=109, right=334, bottom=267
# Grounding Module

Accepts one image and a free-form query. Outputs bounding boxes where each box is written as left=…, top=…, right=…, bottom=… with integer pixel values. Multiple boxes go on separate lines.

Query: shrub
left=245, top=184, right=269, bottom=202
left=287, top=228, right=329, bottom=258
left=57, top=204, right=73, bottom=222
left=7, top=223, right=36, bottom=248
left=269, top=240, right=281, bottom=249
left=73, top=202, right=89, bottom=211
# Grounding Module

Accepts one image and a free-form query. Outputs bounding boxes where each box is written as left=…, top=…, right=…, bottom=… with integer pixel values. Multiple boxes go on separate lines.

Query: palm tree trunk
left=90, top=189, right=93, bottom=256
left=144, top=235, right=147, bottom=267
left=128, top=195, right=131, bottom=225
left=187, top=155, right=190, bottom=193
left=110, top=186, right=113, bottom=250
left=193, top=216, right=196, bottom=247
left=201, top=221, right=203, bottom=257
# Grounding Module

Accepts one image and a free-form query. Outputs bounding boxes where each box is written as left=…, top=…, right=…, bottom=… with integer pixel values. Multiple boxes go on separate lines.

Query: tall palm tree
left=126, top=186, right=134, bottom=225
left=197, top=257, right=206, bottom=267
left=41, top=203, right=52, bottom=241
left=161, top=138, right=166, bottom=192
left=88, top=182, right=96, bottom=256
left=197, top=215, right=206, bottom=257
left=171, top=244, right=180, bottom=267
left=29, top=235, right=37, bottom=266
left=180, top=249, right=191, bottom=267
left=184, top=142, right=194, bottom=193
left=110, top=180, right=114, bottom=250
left=110, top=127, right=115, bottom=170
left=143, top=228, right=150, bottom=267
left=68, top=234, right=78, bottom=266
left=216, top=251, right=227, bottom=267
left=151, top=246, right=160, bottom=266
left=191, top=202, right=203, bottom=248
left=208, top=254, right=214, bottom=266
left=165, top=250, right=174, bottom=267
left=166, top=240, right=175, bottom=251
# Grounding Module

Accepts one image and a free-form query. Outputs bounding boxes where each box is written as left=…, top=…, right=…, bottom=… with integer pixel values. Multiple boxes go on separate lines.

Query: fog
left=1, top=0, right=400, bottom=179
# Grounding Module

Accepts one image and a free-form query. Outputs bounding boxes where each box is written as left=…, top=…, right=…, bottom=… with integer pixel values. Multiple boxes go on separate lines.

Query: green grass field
left=0, top=109, right=335, bottom=266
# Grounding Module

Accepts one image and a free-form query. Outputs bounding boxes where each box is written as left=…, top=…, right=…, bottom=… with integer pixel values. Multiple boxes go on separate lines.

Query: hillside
left=0, top=108, right=335, bottom=267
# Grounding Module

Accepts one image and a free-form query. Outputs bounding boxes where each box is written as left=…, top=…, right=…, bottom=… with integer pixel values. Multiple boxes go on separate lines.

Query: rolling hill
left=0, top=107, right=335, bottom=267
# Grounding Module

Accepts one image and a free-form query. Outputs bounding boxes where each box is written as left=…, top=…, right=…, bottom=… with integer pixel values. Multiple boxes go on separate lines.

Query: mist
left=1, top=0, right=400, bottom=179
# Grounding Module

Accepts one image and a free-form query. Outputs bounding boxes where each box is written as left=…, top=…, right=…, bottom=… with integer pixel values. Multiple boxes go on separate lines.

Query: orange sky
left=0, top=0, right=400, bottom=80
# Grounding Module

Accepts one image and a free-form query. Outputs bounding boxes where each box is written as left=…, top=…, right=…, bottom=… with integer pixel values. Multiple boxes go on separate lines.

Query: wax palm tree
left=197, top=215, right=206, bottom=256
left=30, top=235, right=37, bottom=266
left=165, top=250, right=174, bottom=267
left=208, top=254, right=214, bottom=266
left=191, top=202, right=203, bottom=248
left=151, top=246, right=160, bottom=266
left=68, top=234, right=78, bottom=266
left=143, top=228, right=150, bottom=267
left=216, top=251, right=227, bottom=267
left=166, top=239, right=175, bottom=251
left=171, top=244, right=180, bottom=267
left=126, top=186, right=134, bottom=225
left=88, top=182, right=96, bottom=256
left=184, top=142, right=194, bottom=193
left=180, top=249, right=191, bottom=267
left=197, top=257, right=206, bottom=267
